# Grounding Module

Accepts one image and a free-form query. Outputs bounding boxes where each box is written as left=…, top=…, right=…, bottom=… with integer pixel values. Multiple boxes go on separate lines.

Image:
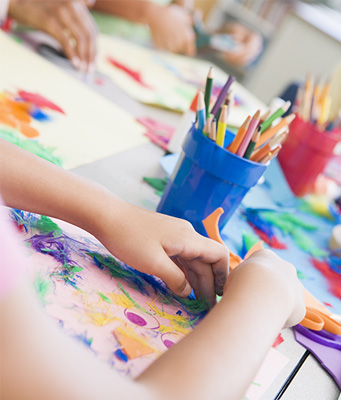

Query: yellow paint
left=147, top=301, right=193, bottom=335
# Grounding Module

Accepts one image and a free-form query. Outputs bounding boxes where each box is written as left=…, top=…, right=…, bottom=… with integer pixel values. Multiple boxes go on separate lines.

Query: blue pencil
left=197, top=91, right=206, bottom=133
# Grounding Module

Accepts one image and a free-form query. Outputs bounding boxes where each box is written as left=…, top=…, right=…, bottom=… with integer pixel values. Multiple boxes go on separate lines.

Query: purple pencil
left=211, top=75, right=235, bottom=117
left=236, top=110, right=261, bottom=157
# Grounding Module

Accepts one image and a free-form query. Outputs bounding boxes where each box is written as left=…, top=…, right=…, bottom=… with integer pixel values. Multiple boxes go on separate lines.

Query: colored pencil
left=204, top=66, right=214, bottom=117
left=228, top=115, right=251, bottom=153
left=197, top=91, right=206, bottom=133
left=317, top=95, right=332, bottom=129
left=216, top=105, right=228, bottom=147
left=302, top=71, right=314, bottom=122
left=236, top=110, right=261, bottom=157
left=243, top=125, right=261, bottom=159
left=203, top=115, right=213, bottom=137
left=260, top=101, right=291, bottom=133
left=260, top=109, right=271, bottom=123
left=209, top=119, right=217, bottom=141
left=258, top=144, right=282, bottom=163
left=250, top=131, right=288, bottom=162
left=211, top=75, right=235, bottom=117
left=311, top=83, right=321, bottom=122
left=255, top=114, right=295, bottom=149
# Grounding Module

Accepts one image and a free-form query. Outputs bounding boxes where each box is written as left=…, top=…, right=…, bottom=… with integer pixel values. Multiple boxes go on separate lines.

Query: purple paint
left=125, top=311, right=147, bottom=327
left=163, top=339, right=175, bottom=349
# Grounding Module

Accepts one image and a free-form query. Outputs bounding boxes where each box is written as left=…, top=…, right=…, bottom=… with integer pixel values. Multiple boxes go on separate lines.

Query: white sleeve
left=0, top=0, right=10, bottom=23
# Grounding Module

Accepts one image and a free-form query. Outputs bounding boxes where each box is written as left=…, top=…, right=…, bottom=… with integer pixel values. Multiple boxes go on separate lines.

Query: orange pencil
left=258, top=145, right=282, bottom=163
left=255, top=114, right=295, bottom=149
left=250, top=130, right=287, bottom=162
left=228, top=115, right=251, bottom=153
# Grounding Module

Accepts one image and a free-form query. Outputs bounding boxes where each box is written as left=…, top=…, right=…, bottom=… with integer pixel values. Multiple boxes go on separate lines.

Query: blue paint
left=30, top=107, right=50, bottom=121
left=114, top=349, right=129, bottom=362
left=176, top=310, right=182, bottom=316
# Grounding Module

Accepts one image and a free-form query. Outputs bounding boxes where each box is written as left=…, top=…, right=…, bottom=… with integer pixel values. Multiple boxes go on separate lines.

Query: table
left=7, top=31, right=341, bottom=399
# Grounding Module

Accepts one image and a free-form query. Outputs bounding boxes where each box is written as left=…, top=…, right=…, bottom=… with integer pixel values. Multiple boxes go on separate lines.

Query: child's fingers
left=187, top=259, right=216, bottom=307
left=149, top=251, right=192, bottom=298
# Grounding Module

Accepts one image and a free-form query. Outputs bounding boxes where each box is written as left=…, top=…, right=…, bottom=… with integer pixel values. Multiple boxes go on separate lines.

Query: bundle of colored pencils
left=196, top=67, right=296, bottom=164
left=296, top=72, right=341, bottom=132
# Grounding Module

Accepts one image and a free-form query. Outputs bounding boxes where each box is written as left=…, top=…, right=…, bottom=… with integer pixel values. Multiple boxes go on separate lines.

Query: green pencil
left=204, top=66, right=214, bottom=117
left=261, top=101, right=291, bottom=133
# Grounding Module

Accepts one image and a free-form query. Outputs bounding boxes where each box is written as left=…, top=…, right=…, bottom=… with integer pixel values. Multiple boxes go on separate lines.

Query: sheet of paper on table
left=0, top=31, right=147, bottom=169
left=97, top=34, right=267, bottom=127
left=10, top=208, right=288, bottom=399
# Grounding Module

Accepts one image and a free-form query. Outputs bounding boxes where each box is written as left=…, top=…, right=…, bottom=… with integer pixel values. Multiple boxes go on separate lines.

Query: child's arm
left=1, top=247, right=305, bottom=400
left=92, top=0, right=196, bottom=56
left=138, top=249, right=305, bottom=400
left=0, top=139, right=228, bottom=305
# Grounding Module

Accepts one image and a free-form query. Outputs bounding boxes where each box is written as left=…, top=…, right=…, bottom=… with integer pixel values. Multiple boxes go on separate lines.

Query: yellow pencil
left=302, top=71, right=314, bottom=121
left=216, top=105, right=228, bottom=147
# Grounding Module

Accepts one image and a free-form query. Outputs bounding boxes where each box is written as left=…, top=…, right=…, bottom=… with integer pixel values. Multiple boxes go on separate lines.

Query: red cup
left=278, top=116, right=340, bottom=196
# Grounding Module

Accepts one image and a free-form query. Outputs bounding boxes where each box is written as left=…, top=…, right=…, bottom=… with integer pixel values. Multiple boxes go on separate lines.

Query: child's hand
left=226, top=249, right=306, bottom=328
left=9, top=0, right=97, bottom=72
left=146, top=4, right=196, bottom=56
left=94, top=203, right=229, bottom=307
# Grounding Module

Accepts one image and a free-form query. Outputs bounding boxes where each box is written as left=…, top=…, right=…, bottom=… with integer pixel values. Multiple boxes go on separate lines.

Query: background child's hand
left=8, top=0, right=97, bottom=72
left=226, top=249, right=306, bottom=328
left=95, top=202, right=229, bottom=307
left=146, top=4, right=196, bottom=56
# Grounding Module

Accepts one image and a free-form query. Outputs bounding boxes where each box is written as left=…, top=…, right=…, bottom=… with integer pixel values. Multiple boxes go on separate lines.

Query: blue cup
left=157, top=125, right=268, bottom=236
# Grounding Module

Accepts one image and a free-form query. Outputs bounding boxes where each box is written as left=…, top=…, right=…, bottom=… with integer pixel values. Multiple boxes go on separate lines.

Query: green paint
left=87, top=252, right=135, bottom=280
left=36, top=215, right=63, bottom=236
left=117, top=283, right=151, bottom=314
left=291, top=230, right=328, bottom=258
left=98, top=292, right=112, bottom=303
left=251, top=381, right=262, bottom=387
left=262, top=212, right=317, bottom=234
left=297, top=270, right=308, bottom=280
left=175, top=296, right=208, bottom=315
left=0, top=127, right=62, bottom=166
left=34, top=275, right=52, bottom=305
left=143, top=177, right=168, bottom=195
left=242, top=231, right=260, bottom=252
left=175, top=85, right=196, bottom=102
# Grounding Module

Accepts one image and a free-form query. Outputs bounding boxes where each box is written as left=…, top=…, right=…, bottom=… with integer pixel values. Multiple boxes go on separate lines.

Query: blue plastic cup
left=157, top=125, right=268, bottom=236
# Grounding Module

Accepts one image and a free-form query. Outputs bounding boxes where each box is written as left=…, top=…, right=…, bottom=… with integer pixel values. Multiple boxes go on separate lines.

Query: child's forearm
left=93, top=0, right=160, bottom=25
left=0, top=139, right=122, bottom=235
left=138, top=255, right=303, bottom=400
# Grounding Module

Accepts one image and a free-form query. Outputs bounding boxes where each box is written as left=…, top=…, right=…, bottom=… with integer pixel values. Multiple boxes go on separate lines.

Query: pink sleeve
left=0, top=200, right=27, bottom=299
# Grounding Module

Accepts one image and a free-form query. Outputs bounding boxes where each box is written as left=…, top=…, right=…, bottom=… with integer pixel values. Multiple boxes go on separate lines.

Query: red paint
left=18, top=91, right=65, bottom=114
left=272, top=333, right=284, bottom=348
left=107, top=57, right=152, bottom=89
left=323, top=302, right=333, bottom=308
left=251, top=225, right=287, bottom=249
left=311, top=258, right=341, bottom=299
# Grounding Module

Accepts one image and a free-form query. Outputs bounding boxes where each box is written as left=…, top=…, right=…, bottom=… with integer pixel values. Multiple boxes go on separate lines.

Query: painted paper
left=0, top=32, right=147, bottom=169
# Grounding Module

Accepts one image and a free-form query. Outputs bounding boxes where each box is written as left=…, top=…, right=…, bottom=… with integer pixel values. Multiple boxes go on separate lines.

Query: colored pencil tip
left=282, top=101, right=291, bottom=113
left=208, top=66, right=214, bottom=78
left=197, top=91, right=205, bottom=111
left=286, top=113, right=296, bottom=125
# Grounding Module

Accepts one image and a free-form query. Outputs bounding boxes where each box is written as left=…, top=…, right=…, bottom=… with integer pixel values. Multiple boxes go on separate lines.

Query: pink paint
left=107, top=57, right=152, bottom=89
left=163, top=339, right=175, bottom=349
left=18, top=90, right=65, bottom=114
left=272, top=333, right=284, bottom=348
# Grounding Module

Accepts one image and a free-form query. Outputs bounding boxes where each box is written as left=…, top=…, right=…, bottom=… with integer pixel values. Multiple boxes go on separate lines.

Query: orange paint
left=113, top=327, right=154, bottom=359
left=18, top=122, right=40, bottom=138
